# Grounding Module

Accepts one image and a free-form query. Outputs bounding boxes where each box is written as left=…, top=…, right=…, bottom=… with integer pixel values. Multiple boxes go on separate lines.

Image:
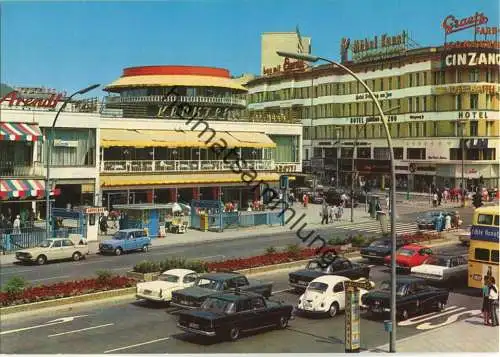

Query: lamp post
left=458, top=119, right=467, bottom=207
left=45, top=84, right=100, bottom=239
left=335, top=127, right=341, bottom=188
left=277, top=51, right=398, bottom=352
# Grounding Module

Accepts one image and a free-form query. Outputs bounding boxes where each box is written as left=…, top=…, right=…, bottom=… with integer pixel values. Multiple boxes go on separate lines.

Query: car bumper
left=171, top=302, right=199, bottom=309
left=15, top=256, right=34, bottom=262
left=177, top=323, right=216, bottom=337
left=289, top=282, right=309, bottom=289
left=366, top=306, right=390, bottom=314
left=136, top=293, right=168, bottom=302
left=296, top=307, right=328, bottom=315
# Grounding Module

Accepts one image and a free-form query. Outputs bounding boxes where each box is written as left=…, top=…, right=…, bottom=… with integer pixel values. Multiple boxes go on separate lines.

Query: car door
left=249, top=296, right=269, bottom=327
left=124, top=232, right=135, bottom=251
left=236, top=298, right=258, bottom=331
left=334, top=259, right=355, bottom=279
left=328, top=259, right=345, bottom=276
left=332, top=281, right=346, bottom=310
left=61, top=239, right=76, bottom=259
left=413, top=281, right=435, bottom=312
left=49, top=240, right=64, bottom=260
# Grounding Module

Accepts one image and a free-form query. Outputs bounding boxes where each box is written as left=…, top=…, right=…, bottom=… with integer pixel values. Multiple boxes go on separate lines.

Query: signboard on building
left=340, top=31, right=408, bottom=63
left=443, top=52, right=500, bottom=67
left=444, top=40, right=500, bottom=50
left=0, top=90, right=64, bottom=109
left=433, top=84, right=498, bottom=95
left=458, top=111, right=490, bottom=120
left=344, top=286, right=360, bottom=353
left=53, top=139, right=79, bottom=147
left=275, top=163, right=298, bottom=173
left=157, top=104, right=242, bottom=121
left=442, top=12, right=498, bottom=43
left=262, top=57, right=307, bottom=76
left=348, top=115, right=398, bottom=125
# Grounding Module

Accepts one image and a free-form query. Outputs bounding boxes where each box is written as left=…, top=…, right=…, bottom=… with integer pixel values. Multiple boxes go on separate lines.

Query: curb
left=0, top=238, right=454, bottom=316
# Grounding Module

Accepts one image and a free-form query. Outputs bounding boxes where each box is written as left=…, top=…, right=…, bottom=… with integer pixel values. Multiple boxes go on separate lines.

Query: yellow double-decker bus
left=468, top=206, right=500, bottom=289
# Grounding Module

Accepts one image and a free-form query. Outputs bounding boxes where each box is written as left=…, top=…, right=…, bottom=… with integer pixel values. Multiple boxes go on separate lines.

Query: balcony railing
left=101, top=160, right=275, bottom=173
left=105, top=95, right=246, bottom=107
left=0, top=162, right=45, bottom=177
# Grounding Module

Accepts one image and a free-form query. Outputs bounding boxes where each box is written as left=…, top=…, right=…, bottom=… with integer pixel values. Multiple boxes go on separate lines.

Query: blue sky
left=1, top=0, right=498, bottom=96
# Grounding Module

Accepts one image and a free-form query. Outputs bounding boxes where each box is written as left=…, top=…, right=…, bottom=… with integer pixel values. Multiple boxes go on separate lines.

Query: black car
left=360, top=238, right=406, bottom=262
left=416, top=210, right=456, bottom=230
left=289, top=257, right=370, bottom=292
left=361, top=276, right=449, bottom=321
left=171, top=272, right=273, bottom=309
left=177, top=291, right=293, bottom=341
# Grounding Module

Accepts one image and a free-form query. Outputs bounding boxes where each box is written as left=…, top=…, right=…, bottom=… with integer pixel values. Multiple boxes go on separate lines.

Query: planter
left=127, top=271, right=161, bottom=282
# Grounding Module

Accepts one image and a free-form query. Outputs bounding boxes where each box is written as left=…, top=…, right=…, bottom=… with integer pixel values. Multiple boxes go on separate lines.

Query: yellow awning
left=105, top=75, right=247, bottom=92
left=100, top=129, right=276, bottom=149
left=100, top=173, right=280, bottom=187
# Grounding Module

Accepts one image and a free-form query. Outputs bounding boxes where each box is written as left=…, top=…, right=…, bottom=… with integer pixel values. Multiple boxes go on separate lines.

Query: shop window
left=407, top=148, right=426, bottom=160
left=483, top=148, right=496, bottom=160
left=394, top=148, right=404, bottom=160
left=357, top=147, right=371, bottom=159
left=449, top=148, right=460, bottom=160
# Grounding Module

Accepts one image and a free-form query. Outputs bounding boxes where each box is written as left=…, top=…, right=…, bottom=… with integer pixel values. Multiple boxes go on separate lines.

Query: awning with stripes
left=0, top=122, right=43, bottom=142
left=0, top=179, right=61, bottom=200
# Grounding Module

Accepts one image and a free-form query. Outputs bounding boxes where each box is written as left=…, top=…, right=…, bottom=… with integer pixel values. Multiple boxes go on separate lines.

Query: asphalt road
left=0, top=205, right=475, bottom=285
left=0, top=245, right=483, bottom=354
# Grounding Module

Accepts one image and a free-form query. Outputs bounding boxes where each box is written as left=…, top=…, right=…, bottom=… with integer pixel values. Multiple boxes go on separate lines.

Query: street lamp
left=458, top=119, right=467, bottom=207
left=45, top=84, right=100, bottom=239
left=277, top=51, right=398, bottom=352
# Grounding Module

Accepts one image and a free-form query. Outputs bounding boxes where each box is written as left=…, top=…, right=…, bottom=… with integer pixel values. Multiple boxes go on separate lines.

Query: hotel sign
left=349, top=115, right=398, bottom=124
left=444, top=40, right=500, bottom=50
left=458, top=111, right=489, bottom=120
left=434, top=84, right=498, bottom=95
left=355, top=91, right=393, bottom=100
left=341, top=31, right=408, bottom=63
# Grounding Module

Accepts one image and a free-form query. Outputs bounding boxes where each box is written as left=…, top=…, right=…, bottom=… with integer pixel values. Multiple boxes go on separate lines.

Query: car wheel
left=228, top=326, right=240, bottom=341
left=36, top=255, right=47, bottom=265
left=114, top=248, right=122, bottom=256
left=72, top=252, right=81, bottom=261
left=142, top=245, right=149, bottom=252
left=277, top=316, right=288, bottom=329
left=436, top=301, right=445, bottom=311
left=328, top=302, right=339, bottom=318
left=400, top=308, right=409, bottom=321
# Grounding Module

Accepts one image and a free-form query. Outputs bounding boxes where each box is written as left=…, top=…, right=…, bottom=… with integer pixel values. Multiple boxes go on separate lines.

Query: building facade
left=0, top=86, right=100, bottom=219
left=246, top=37, right=500, bottom=192
left=98, top=65, right=302, bottom=209
left=261, top=32, right=312, bottom=76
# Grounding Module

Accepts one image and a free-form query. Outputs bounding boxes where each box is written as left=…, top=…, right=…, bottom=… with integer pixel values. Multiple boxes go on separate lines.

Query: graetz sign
left=0, top=91, right=63, bottom=108
left=442, top=12, right=488, bottom=34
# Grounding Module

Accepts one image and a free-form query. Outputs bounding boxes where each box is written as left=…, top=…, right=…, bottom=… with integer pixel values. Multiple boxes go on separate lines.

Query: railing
left=105, top=95, right=247, bottom=107
left=0, top=162, right=45, bottom=177
left=101, top=159, right=275, bottom=173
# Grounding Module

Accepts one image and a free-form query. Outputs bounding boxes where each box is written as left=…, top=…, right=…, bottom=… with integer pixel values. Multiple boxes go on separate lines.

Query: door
left=124, top=232, right=135, bottom=251
left=333, top=259, right=355, bottom=279
left=49, top=240, right=64, bottom=260
left=412, top=281, right=434, bottom=312
left=236, top=299, right=258, bottom=331
left=332, top=281, right=345, bottom=310
left=61, top=239, right=76, bottom=259
left=249, top=296, right=269, bottom=326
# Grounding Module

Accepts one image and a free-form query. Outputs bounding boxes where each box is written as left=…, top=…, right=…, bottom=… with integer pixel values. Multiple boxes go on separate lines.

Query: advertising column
left=345, top=286, right=361, bottom=353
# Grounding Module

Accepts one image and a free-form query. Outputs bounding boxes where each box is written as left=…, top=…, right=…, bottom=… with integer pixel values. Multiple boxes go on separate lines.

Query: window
left=456, top=70, right=462, bottom=83
left=455, top=95, right=462, bottom=110
left=492, top=250, right=499, bottom=263
left=423, top=96, right=427, bottom=112
left=415, top=97, right=420, bottom=112
left=408, top=98, right=413, bottom=112
left=469, top=69, right=480, bottom=82
left=423, top=72, right=427, bottom=85
left=470, top=94, right=479, bottom=109
left=409, top=74, right=413, bottom=87
left=388, top=77, right=393, bottom=90
left=62, top=240, right=74, bottom=247
left=237, top=299, right=252, bottom=312
left=183, top=274, right=197, bottom=283
left=250, top=297, right=265, bottom=309
left=470, top=121, right=478, bottom=136
left=474, top=248, right=490, bottom=261
left=380, top=78, right=384, bottom=91
left=415, top=73, right=420, bottom=86
left=235, top=277, right=248, bottom=287
left=333, top=282, right=344, bottom=293
left=486, top=70, right=493, bottom=82
left=477, top=214, right=493, bottom=225
left=52, top=240, right=62, bottom=248
left=495, top=215, right=499, bottom=226
left=397, top=76, right=401, bottom=89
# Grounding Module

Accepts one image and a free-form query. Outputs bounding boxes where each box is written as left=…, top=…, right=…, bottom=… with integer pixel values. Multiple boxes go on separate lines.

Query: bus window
left=492, top=250, right=499, bottom=264
left=474, top=248, right=490, bottom=261
left=477, top=214, right=493, bottom=225
left=494, top=216, right=499, bottom=226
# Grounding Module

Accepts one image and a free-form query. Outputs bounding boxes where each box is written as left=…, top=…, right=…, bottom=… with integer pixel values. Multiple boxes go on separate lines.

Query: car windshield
left=158, top=274, right=179, bottom=283
left=113, top=231, right=128, bottom=240
left=398, top=248, right=416, bottom=256
left=307, top=282, right=328, bottom=292
left=423, top=256, right=449, bottom=267
left=195, top=278, right=222, bottom=290
left=201, top=297, right=236, bottom=314
left=370, top=240, right=389, bottom=248
left=306, top=261, right=327, bottom=271
left=379, top=281, right=407, bottom=296
left=38, top=240, right=52, bottom=248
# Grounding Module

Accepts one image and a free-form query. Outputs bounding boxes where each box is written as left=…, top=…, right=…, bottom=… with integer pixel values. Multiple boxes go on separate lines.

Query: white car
left=15, top=238, right=89, bottom=265
left=296, top=275, right=375, bottom=317
left=410, top=255, right=468, bottom=283
left=136, top=269, right=198, bottom=303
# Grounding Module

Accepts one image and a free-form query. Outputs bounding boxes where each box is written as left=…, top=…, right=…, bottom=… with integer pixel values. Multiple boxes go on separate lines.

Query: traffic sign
left=345, top=279, right=373, bottom=290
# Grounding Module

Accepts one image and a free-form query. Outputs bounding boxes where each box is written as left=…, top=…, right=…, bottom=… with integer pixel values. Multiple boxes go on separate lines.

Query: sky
left=1, top=0, right=498, bottom=97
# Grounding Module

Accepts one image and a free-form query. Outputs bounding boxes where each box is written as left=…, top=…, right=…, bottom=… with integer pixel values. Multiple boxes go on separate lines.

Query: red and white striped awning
left=0, top=179, right=61, bottom=200
left=0, top=122, right=43, bottom=142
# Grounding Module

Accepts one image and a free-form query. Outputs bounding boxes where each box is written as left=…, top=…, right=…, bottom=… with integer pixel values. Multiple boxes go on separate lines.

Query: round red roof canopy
left=122, top=65, right=231, bottom=78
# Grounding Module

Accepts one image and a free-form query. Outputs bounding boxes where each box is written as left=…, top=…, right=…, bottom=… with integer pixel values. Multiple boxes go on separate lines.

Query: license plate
left=189, top=323, right=199, bottom=329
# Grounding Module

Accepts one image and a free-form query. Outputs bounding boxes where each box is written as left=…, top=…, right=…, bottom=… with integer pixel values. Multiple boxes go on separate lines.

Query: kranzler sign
left=0, top=91, right=63, bottom=108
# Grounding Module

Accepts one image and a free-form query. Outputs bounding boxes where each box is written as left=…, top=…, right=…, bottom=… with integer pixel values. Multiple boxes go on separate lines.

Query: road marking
left=398, top=306, right=464, bottom=326
left=0, top=268, right=38, bottom=275
left=30, top=275, right=71, bottom=283
left=416, top=309, right=481, bottom=330
left=48, top=323, right=114, bottom=337
left=103, top=337, right=170, bottom=353
left=0, top=315, right=89, bottom=335
left=199, top=255, right=226, bottom=260
left=272, top=288, right=293, bottom=295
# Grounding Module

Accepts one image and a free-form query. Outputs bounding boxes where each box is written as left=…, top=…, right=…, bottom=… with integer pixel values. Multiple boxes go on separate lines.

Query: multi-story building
left=261, top=31, right=312, bottom=76
left=98, top=65, right=302, bottom=209
left=246, top=31, right=500, bottom=192
left=0, top=85, right=100, bottom=218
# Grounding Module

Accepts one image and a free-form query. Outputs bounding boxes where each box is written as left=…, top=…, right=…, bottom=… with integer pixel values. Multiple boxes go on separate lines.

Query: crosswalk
left=332, top=221, right=421, bottom=235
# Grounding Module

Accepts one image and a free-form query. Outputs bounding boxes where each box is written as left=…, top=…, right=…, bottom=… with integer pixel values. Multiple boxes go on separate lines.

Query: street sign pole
left=280, top=175, right=289, bottom=226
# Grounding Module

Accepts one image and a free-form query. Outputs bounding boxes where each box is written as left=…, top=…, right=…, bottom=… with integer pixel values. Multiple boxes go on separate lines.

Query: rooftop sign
left=340, top=31, right=408, bottom=63
left=0, top=91, right=63, bottom=109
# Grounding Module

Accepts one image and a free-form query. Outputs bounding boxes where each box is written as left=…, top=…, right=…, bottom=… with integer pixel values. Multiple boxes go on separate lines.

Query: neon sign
left=0, top=91, right=63, bottom=108
left=442, top=12, right=488, bottom=34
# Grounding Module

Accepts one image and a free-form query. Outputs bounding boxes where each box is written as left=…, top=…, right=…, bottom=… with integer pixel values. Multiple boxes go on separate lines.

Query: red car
left=384, top=244, right=433, bottom=270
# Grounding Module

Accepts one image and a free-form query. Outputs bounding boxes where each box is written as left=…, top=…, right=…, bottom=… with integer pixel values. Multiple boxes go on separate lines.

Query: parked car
left=289, top=257, right=370, bottom=292
left=171, top=272, right=273, bottom=309
left=416, top=210, right=458, bottom=230
left=361, top=276, right=449, bottom=320
left=410, top=255, right=468, bottom=283
left=136, top=269, right=197, bottom=303
left=177, top=290, right=293, bottom=341
left=15, top=238, right=89, bottom=265
left=384, top=244, right=433, bottom=271
left=296, top=275, right=375, bottom=317
left=99, top=228, right=151, bottom=256
left=360, top=238, right=406, bottom=262
left=325, top=189, right=359, bottom=208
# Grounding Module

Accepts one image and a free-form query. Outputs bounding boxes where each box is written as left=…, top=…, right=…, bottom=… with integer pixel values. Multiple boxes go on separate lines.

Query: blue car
left=99, top=229, right=152, bottom=256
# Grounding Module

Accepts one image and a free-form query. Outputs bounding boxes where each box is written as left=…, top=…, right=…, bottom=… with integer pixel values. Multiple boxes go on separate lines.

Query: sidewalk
left=369, top=315, right=499, bottom=353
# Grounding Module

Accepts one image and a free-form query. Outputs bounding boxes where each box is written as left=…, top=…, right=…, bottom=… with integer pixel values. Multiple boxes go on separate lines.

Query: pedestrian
left=482, top=276, right=491, bottom=325
left=385, top=195, right=390, bottom=211
left=488, top=277, right=499, bottom=327
left=437, top=189, right=442, bottom=206
left=321, top=201, right=329, bottom=224
left=432, top=192, right=438, bottom=207
left=328, top=204, right=333, bottom=223
left=445, top=214, right=452, bottom=230
left=332, top=204, right=339, bottom=221
left=12, top=215, right=21, bottom=235
left=337, top=204, right=344, bottom=221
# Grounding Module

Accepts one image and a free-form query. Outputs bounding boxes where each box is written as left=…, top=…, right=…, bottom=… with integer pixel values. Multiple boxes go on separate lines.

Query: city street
left=0, top=205, right=473, bottom=285
left=0, top=250, right=485, bottom=354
